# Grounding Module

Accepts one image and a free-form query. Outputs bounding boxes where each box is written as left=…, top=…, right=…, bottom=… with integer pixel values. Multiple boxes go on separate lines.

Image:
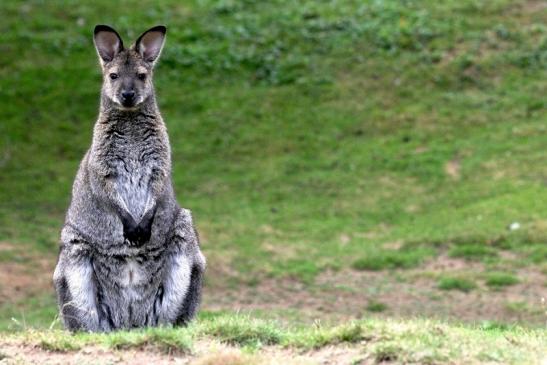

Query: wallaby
left=53, top=25, right=206, bottom=332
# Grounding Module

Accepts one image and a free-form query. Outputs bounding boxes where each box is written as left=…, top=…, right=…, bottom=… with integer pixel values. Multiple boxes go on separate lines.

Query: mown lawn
left=0, top=0, right=546, bottom=331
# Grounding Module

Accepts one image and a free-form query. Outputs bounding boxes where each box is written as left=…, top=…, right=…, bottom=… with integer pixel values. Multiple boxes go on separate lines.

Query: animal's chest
left=112, top=145, right=157, bottom=221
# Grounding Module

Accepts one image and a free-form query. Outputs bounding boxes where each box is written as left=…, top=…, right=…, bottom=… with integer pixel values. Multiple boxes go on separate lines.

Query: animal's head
left=93, top=25, right=166, bottom=110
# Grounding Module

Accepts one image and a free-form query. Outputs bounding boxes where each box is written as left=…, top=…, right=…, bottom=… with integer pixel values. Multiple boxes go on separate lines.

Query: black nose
left=121, top=90, right=135, bottom=101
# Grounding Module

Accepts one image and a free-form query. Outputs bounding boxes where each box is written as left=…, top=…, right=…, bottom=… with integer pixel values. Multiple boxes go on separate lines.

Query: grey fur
left=53, top=25, right=206, bottom=332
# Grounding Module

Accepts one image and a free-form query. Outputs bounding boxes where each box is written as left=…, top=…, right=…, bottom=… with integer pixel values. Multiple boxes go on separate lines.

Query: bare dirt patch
left=510, top=0, right=547, bottom=15
left=0, top=243, right=55, bottom=305
left=203, top=255, right=546, bottom=326
left=421, top=253, right=483, bottom=272
left=0, top=342, right=190, bottom=365
left=0, top=341, right=364, bottom=365
left=444, top=159, right=461, bottom=180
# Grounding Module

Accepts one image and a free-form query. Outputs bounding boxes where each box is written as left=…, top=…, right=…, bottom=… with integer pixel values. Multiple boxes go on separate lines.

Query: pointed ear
left=135, top=26, right=167, bottom=64
left=94, top=25, right=124, bottom=64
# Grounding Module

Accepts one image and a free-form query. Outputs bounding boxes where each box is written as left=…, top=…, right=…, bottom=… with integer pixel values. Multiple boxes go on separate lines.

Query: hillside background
left=0, top=0, right=546, bottom=343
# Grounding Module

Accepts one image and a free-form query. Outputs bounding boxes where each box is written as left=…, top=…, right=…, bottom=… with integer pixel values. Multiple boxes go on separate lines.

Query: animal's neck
left=92, top=93, right=166, bottom=149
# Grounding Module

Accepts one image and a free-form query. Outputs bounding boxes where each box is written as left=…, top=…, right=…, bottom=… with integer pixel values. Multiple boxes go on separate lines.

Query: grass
left=1, top=314, right=545, bottom=364
left=198, top=315, right=283, bottom=347
left=0, top=295, right=59, bottom=332
left=365, top=301, right=388, bottom=313
left=1, top=0, right=546, bottom=282
left=351, top=248, right=435, bottom=271
left=1, top=0, right=547, bottom=344
left=448, top=244, right=498, bottom=261
left=438, top=276, right=477, bottom=292
left=485, top=272, right=520, bottom=288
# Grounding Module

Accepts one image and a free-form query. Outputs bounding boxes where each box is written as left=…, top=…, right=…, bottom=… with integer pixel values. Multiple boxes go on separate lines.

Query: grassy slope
left=0, top=0, right=546, bottom=345
left=2, top=315, right=546, bottom=364
left=2, top=0, right=546, bottom=271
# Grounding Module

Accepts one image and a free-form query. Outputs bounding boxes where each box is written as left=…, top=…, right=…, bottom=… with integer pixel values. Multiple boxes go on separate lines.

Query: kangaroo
left=53, top=25, right=206, bottom=332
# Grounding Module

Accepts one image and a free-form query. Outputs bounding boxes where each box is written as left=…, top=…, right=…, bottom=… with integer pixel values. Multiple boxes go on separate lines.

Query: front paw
left=118, top=206, right=156, bottom=245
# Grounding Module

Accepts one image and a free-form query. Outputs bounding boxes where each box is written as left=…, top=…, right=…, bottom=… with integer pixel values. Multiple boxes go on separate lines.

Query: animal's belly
left=98, top=257, right=162, bottom=328
left=117, top=259, right=150, bottom=301
left=116, top=169, right=152, bottom=221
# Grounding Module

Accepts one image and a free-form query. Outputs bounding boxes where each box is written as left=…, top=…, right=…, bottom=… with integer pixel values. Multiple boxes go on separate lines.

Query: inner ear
left=94, top=25, right=124, bottom=63
left=135, top=26, right=167, bottom=63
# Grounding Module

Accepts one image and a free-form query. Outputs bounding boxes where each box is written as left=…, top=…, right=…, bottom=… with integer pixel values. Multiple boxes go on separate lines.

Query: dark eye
left=138, top=73, right=146, bottom=81
left=109, top=73, right=118, bottom=80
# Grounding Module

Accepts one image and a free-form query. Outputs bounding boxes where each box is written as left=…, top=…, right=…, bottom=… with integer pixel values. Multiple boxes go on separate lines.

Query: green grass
left=366, top=301, right=388, bottom=313
left=485, top=272, right=520, bottom=288
left=1, top=0, right=546, bottom=281
left=438, top=276, right=477, bottom=292
left=198, top=315, right=283, bottom=347
left=1, top=0, right=547, bottom=339
left=2, top=315, right=545, bottom=364
left=352, top=248, right=435, bottom=271
left=448, top=244, right=498, bottom=261
left=0, top=295, right=58, bottom=332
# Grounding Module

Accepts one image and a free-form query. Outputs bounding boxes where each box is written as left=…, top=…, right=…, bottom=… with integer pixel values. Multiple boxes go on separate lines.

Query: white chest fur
left=115, top=159, right=154, bottom=221
left=120, top=259, right=146, bottom=287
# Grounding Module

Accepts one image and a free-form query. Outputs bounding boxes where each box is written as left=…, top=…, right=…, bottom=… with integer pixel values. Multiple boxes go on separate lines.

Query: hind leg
left=155, top=208, right=205, bottom=325
left=175, top=262, right=204, bottom=325
left=53, top=226, right=110, bottom=332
